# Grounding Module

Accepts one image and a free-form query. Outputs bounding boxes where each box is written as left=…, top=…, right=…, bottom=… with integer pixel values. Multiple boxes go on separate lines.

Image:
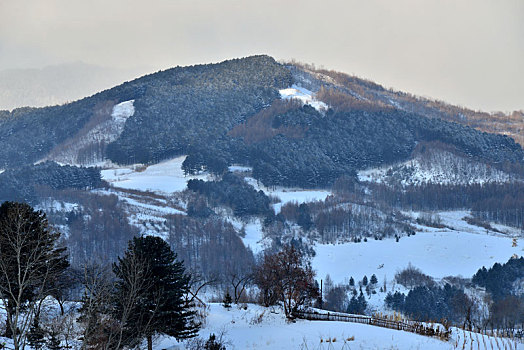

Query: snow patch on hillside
left=36, top=199, right=80, bottom=213
left=111, top=100, right=135, bottom=122
left=244, top=177, right=331, bottom=213
left=44, top=100, right=135, bottom=166
left=228, top=165, right=253, bottom=173
left=93, top=187, right=186, bottom=238
left=280, top=84, right=328, bottom=112
left=101, top=156, right=210, bottom=194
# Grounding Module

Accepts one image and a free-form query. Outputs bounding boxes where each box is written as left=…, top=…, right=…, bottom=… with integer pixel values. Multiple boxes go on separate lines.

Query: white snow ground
left=313, top=211, right=523, bottom=287
left=280, top=84, right=328, bottom=112
left=244, top=177, right=331, bottom=214
left=101, top=156, right=210, bottom=194
left=153, top=304, right=523, bottom=350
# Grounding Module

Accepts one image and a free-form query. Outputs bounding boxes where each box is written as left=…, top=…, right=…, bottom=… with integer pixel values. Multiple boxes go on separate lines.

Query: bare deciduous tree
left=0, top=202, right=69, bottom=350
left=254, top=246, right=318, bottom=317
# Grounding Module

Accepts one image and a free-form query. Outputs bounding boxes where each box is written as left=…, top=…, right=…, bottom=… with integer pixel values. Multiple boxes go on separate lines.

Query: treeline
left=384, top=261, right=524, bottom=331
left=293, top=61, right=524, bottom=147
left=2, top=55, right=523, bottom=192
left=0, top=162, right=103, bottom=203
left=371, top=181, right=524, bottom=229
left=385, top=285, right=472, bottom=325
left=187, top=173, right=273, bottom=217
left=472, top=257, right=524, bottom=301
left=278, top=199, right=413, bottom=243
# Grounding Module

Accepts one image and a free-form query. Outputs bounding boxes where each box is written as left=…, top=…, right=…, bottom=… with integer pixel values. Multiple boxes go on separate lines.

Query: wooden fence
left=292, top=310, right=451, bottom=340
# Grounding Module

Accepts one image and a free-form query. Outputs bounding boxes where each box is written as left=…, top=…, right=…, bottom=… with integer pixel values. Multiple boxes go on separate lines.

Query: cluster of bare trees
left=228, top=99, right=305, bottom=144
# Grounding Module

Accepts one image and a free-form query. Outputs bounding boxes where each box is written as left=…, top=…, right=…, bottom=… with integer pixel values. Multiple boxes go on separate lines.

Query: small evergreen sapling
left=349, top=276, right=355, bottom=287
left=222, top=292, right=232, bottom=309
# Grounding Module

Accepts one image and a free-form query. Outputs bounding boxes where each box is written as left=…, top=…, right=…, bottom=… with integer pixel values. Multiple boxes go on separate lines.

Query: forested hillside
left=1, top=55, right=521, bottom=190
left=0, top=55, right=291, bottom=168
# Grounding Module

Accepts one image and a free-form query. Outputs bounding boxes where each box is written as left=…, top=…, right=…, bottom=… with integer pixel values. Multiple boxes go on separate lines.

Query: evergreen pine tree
left=112, top=236, right=199, bottom=350
left=358, top=291, right=367, bottom=314
left=46, top=330, right=63, bottom=350
left=370, top=274, right=378, bottom=285
left=349, top=276, right=355, bottom=287
left=222, top=292, right=232, bottom=309
left=362, top=275, right=368, bottom=286
left=27, top=319, right=45, bottom=350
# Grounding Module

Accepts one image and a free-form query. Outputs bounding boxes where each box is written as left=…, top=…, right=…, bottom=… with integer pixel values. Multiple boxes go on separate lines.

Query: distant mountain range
left=0, top=62, right=149, bottom=110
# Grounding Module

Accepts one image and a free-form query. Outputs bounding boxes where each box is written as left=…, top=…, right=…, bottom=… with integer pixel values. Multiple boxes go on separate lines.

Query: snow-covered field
left=101, top=156, right=210, bottom=193
left=244, top=177, right=331, bottom=214
left=313, top=211, right=523, bottom=286
left=154, top=304, right=523, bottom=350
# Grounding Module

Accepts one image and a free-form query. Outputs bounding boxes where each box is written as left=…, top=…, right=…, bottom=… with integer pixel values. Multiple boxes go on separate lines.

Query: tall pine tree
left=112, top=236, right=198, bottom=350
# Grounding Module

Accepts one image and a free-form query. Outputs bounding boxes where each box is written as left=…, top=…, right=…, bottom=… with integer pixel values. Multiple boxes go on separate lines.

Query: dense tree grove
left=166, top=214, right=255, bottom=280
left=106, top=55, right=292, bottom=165
left=0, top=56, right=291, bottom=169
left=0, top=162, right=103, bottom=204
left=187, top=173, right=273, bottom=217
left=472, top=257, right=524, bottom=301
left=385, top=284, right=472, bottom=324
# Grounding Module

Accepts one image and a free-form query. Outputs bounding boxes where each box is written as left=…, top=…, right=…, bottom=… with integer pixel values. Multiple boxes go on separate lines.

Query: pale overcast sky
left=0, top=0, right=522, bottom=112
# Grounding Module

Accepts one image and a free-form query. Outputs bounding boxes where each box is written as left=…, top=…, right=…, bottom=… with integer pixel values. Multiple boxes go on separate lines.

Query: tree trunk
left=4, top=313, right=12, bottom=338
left=148, top=335, right=152, bottom=350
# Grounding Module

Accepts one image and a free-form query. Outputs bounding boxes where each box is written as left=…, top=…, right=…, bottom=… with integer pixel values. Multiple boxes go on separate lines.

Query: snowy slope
left=244, top=177, right=331, bottom=214
left=313, top=211, right=523, bottom=287
left=153, top=304, right=523, bottom=350
left=280, top=84, right=328, bottom=112
left=101, top=156, right=210, bottom=194
left=44, top=100, right=135, bottom=166
left=358, top=149, right=514, bottom=186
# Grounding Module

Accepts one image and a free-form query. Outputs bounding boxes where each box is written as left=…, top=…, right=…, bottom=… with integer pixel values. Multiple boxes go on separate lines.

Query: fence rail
left=292, top=310, right=450, bottom=340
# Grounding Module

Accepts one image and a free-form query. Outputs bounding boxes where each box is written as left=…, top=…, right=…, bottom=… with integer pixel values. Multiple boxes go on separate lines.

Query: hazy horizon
left=1, top=0, right=523, bottom=112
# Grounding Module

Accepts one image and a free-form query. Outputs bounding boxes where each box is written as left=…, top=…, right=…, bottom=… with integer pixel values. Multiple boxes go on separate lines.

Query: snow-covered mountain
left=0, top=55, right=523, bottom=348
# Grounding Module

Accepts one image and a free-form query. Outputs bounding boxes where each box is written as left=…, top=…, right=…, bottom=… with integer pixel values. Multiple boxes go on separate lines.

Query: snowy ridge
left=358, top=149, right=515, bottom=186
left=279, top=84, right=328, bottom=112
left=43, top=100, right=135, bottom=166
